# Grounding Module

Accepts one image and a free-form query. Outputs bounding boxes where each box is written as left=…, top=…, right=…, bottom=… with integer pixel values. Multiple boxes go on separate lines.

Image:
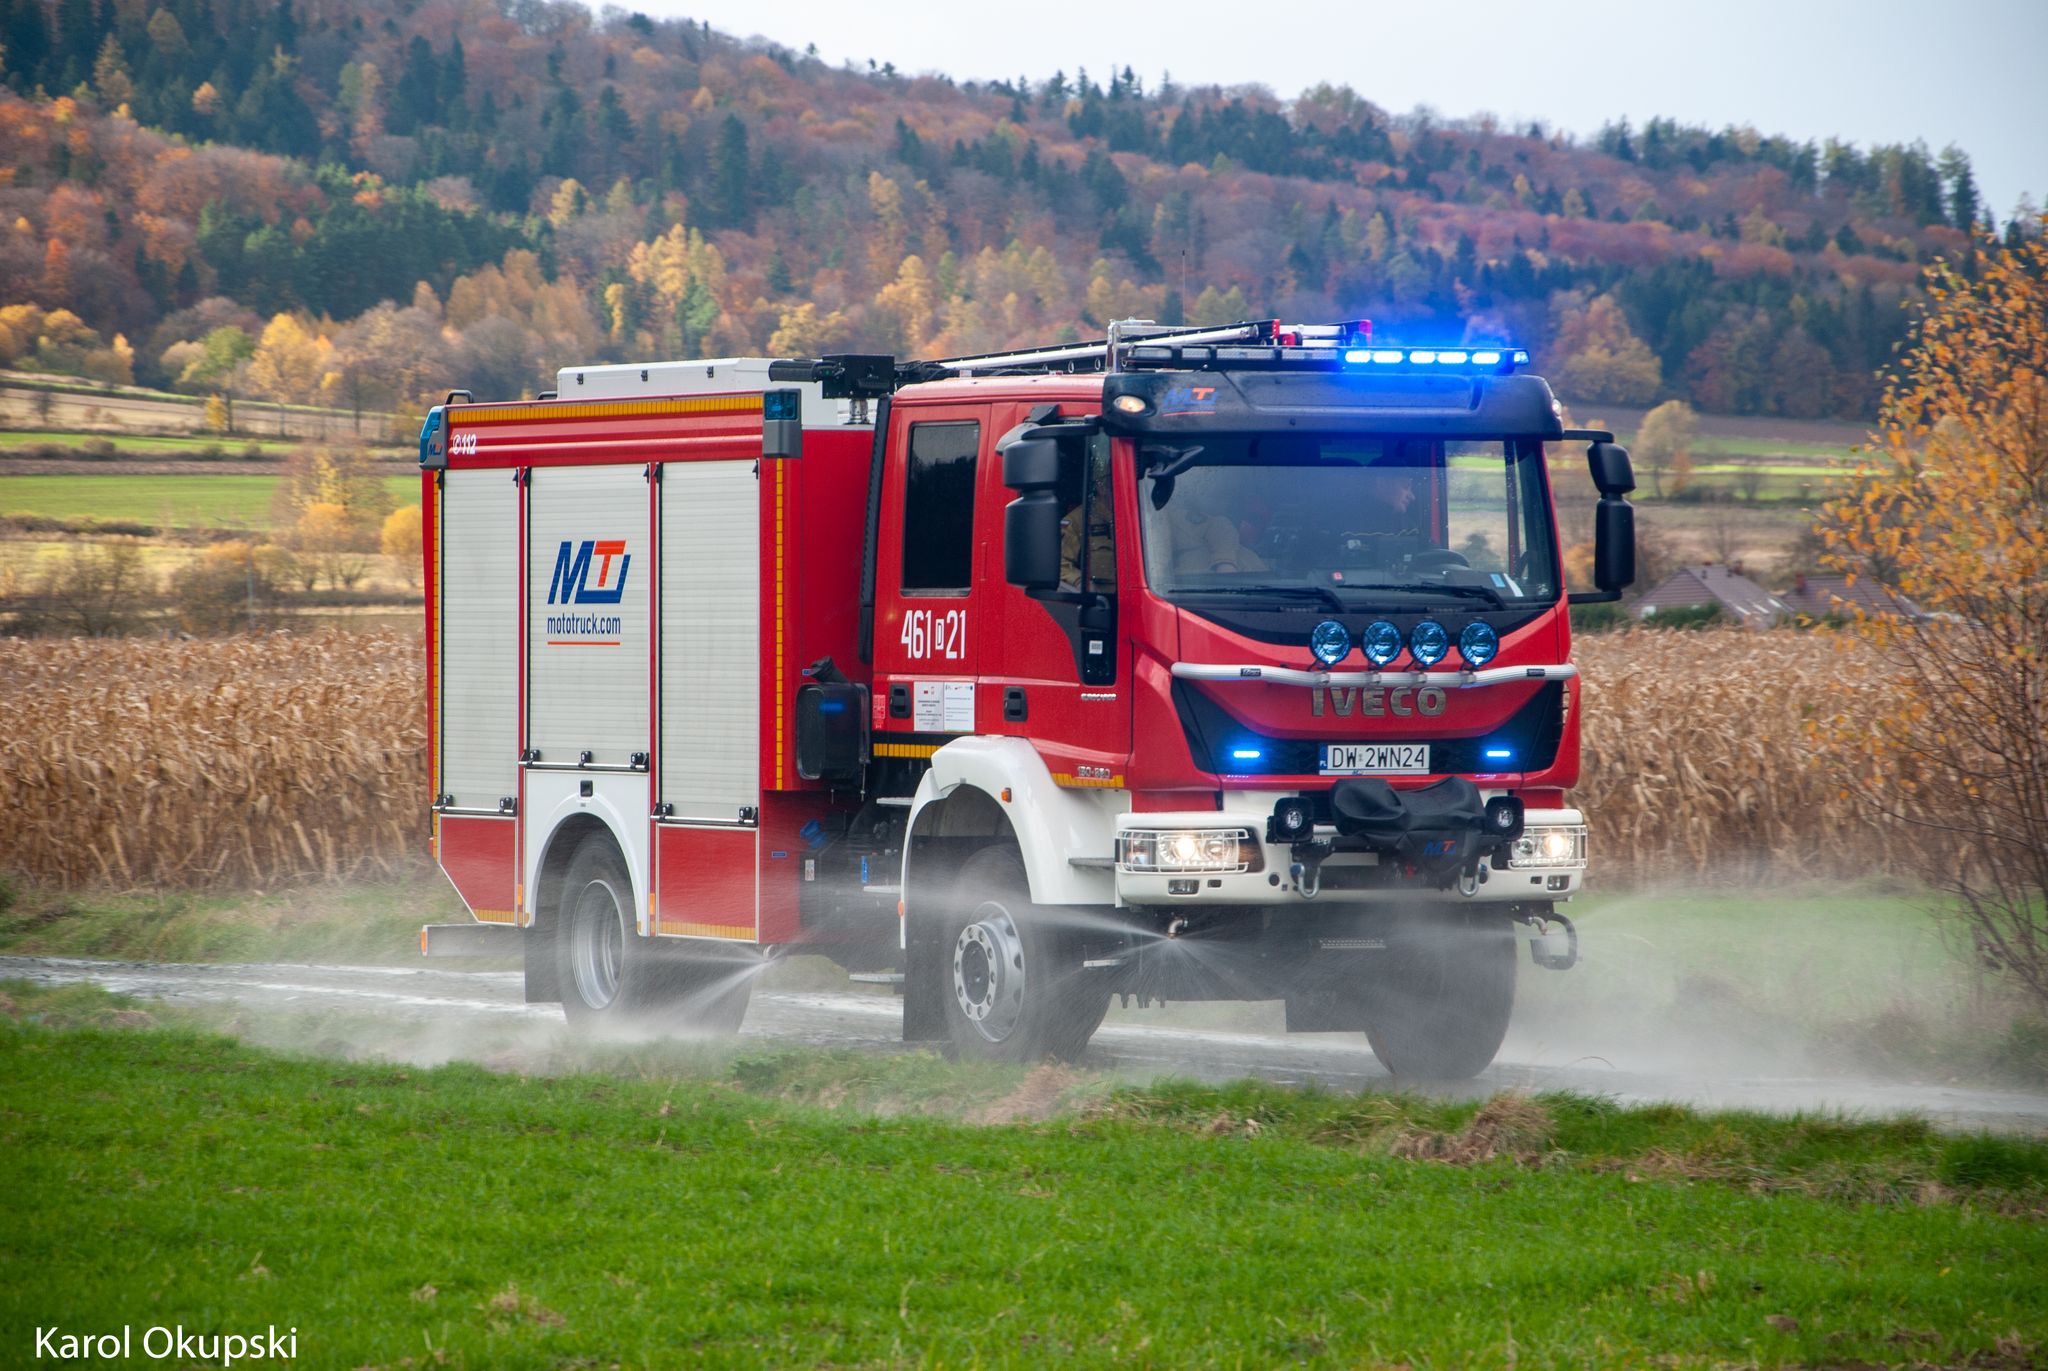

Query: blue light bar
left=1483, top=748, right=1514, bottom=761
left=1231, top=748, right=1263, bottom=762
left=1341, top=347, right=1528, bottom=371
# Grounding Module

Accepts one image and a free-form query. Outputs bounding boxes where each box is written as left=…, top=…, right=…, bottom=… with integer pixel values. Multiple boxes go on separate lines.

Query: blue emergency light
left=1343, top=347, right=1528, bottom=372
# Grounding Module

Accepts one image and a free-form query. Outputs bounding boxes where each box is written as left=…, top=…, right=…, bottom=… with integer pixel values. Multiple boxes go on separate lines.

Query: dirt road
left=8, top=955, right=2042, bottom=1133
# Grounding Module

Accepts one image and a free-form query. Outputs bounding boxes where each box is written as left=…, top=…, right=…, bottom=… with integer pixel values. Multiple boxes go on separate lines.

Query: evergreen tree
left=711, top=113, right=751, bottom=228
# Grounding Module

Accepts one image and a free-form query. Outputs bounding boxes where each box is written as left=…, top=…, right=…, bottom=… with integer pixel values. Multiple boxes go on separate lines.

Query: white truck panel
left=556, top=356, right=841, bottom=427
left=528, top=465, right=650, bottom=768
left=659, top=460, right=761, bottom=822
left=438, top=467, right=519, bottom=809
left=524, top=771, right=651, bottom=931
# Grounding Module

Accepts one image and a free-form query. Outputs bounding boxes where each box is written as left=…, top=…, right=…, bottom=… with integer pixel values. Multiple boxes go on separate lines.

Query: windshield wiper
left=1180, top=584, right=1348, bottom=612
left=1418, top=581, right=1508, bottom=608
left=1333, top=576, right=1509, bottom=610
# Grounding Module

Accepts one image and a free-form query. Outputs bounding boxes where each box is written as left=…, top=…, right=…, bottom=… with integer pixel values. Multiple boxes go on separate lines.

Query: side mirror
left=1593, top=496, right=1635, bottom=594
left=794, top=682, right=869, bottom=783
left=998, top=430, right=1067, bottom=593
left=1001, top=437, right=1060, bottom=491
left=1004, top=494, right=1062, bottom=591
left=1586, top=441, right=1635, bottom=497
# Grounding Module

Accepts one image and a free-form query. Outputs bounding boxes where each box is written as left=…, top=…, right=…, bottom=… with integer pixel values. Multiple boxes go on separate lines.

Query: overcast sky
left=627, top=0, right=2046, bottom=222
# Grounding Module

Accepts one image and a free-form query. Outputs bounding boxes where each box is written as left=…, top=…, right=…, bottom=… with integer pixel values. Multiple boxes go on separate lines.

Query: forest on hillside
left=1, top=0, right=2032, bottom=425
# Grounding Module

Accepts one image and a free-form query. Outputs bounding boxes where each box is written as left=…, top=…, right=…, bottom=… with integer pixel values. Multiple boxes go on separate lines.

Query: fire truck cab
left=419, top=322, right=1635, bottom=1077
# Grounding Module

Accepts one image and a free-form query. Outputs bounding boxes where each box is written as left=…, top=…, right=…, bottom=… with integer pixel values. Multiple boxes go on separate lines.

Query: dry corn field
left=0, top=628, right=1916, bottom=890
left=1, top=631, right=425, bottom=887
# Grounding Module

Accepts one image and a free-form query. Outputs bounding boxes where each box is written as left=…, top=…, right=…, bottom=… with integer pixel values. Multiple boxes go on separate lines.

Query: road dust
left=3, top=880, right=2044, bottom=1133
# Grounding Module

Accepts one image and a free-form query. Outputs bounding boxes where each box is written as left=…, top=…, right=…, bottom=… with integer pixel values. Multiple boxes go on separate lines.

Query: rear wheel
left=939, top=845, right=1109, bottom=1063
left=1361, top=907, right=1517, bottom=1079
left=555, top=835, right=753, bottom=1033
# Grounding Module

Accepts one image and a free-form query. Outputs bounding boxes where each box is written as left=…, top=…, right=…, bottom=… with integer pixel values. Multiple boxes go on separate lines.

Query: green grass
left=0, top=430, right=303, bottom=456
left=0, top=474, right=418, bottom=529
left=0, top=876, right=458, bottom=965
left=1, top=987, right=2042, bottom=1369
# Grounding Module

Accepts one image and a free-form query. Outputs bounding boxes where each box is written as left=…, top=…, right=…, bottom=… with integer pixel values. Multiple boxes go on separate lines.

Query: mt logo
left=547, top=539, right=631, bottom=604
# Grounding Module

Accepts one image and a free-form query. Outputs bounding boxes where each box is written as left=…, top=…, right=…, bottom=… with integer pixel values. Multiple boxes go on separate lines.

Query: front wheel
left=1361, top=907, right=1517, bottom=1079
left=938, top=845, right=1108, bottom=1063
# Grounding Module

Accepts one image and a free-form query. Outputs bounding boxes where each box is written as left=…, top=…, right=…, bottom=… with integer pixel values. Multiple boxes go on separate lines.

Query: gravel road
left=6, top=954, right=2043, bottom=1134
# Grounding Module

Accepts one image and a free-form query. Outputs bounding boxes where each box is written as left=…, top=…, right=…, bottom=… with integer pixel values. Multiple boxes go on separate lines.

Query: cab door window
left=901, top=421, right=979, bottom=595
left=1058, top=433, right=1116, bottom=594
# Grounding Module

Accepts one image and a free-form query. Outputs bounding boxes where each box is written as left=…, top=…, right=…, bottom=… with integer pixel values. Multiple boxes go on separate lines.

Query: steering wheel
left=1406, top=548, right=1470, bottom=574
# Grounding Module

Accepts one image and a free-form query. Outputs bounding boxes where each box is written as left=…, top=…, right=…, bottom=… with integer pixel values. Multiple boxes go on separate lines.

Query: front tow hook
left=1524, top=911, right=1579, bottom=971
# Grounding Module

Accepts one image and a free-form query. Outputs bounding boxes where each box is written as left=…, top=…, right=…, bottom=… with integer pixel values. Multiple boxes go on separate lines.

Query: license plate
left=1320, top=743, right=1430, bottom=775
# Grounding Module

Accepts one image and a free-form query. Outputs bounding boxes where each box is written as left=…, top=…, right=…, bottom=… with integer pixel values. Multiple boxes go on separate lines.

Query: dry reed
left=0, top=627, right=1912, bottom=891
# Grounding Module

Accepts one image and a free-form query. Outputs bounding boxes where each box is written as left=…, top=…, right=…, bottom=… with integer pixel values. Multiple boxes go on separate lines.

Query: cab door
left=872, top=404, right=985, bottom=746
left=979, top=407, right=1132, bottom=782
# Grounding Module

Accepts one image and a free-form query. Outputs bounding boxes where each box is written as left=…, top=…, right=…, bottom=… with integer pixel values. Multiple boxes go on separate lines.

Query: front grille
left=1173, top=678, right=1565, bottom=777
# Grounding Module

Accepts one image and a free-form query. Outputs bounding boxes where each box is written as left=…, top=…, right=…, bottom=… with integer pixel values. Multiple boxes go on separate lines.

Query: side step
left=848, top=972, right=906, bottom=985
left=420, top=922, right=524, bottom=957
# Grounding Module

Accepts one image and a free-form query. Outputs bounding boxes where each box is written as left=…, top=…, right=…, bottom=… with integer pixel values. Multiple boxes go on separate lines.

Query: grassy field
left=1, top=984, right=2043, bottom=1369
left=0, top=474, right=417, bottom=529
left=0, top=430, right=306, bottom=457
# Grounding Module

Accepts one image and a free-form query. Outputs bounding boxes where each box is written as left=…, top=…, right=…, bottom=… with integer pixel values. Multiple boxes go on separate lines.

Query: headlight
left=1409, top=618, right=1449, bottom=667
left=1459, top=620, right=1499, bottom=668
left=1310, top=619, right=1351, bottom=667
left=1362, top=618, right=1404, bottom=667
left=1506, top=824, right=1587, bottom=869
left=1118, top=828, right=1262, bottom=873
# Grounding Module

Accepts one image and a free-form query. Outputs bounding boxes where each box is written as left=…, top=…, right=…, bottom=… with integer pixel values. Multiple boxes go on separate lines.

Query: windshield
left=1136, top=436, right=1559, bottom=608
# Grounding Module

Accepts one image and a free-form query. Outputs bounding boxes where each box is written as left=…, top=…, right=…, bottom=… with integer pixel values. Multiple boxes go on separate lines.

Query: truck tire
left=1361, top=908, right=1516, bottom=1079
left=555, top=834, right=752, bottom=1033
left=937, top=844, right=1109, bottom=1063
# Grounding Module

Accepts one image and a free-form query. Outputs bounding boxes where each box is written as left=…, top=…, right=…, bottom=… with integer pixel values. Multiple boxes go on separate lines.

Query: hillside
left=0, top=0, right=2012, bottom=421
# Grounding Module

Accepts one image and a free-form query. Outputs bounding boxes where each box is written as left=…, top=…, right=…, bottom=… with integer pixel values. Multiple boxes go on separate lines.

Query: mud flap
left=901, top=921, right=947, bottom=1041
left=524, top=917, right=560, bottom=1004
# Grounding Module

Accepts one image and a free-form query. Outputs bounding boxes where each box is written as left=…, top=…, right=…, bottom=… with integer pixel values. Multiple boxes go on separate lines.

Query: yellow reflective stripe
left=874, top=742, right=941, bottom=759
left=455, top=395, right=765, bottom=425
left=1053, top=773, right=1126, bottom=789
left=655, top=920, right=755, bottom=940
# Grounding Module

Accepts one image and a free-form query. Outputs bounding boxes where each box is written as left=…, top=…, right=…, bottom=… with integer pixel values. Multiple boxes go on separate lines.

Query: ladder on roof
left=766, top=318, right=1375, bottom=395
left=921, top=318, right=1373, bottom=377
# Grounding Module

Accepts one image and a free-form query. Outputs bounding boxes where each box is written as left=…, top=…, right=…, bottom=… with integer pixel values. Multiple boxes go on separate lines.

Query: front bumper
left=1113, top=795, right=1586, bottom=906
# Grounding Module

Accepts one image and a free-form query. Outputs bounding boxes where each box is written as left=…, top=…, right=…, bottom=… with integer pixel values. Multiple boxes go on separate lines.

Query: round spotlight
left=1459, top=620, right=1499, bottom=669
left=1309, top=619, right=1351, bottom=667
left=1111, top=393, right=1152, bottom=415
left=1361, top=618, right=1403, bottom=667
left=1409, top=619, right=1449, bottom=668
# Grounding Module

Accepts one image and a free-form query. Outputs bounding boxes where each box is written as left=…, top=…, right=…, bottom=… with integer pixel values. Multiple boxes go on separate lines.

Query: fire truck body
left=420, top=323, right=1636, bottom=1075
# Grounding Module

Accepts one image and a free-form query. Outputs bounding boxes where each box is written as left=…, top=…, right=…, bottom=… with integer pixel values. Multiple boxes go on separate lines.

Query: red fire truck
left=417, top=321, right=1635, bottom=1077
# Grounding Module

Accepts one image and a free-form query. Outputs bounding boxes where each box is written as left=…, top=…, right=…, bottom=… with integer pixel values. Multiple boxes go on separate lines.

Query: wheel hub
left=569, top=879, right=626, bottom=1010
left=952, top=905, right=1026, bottom=1043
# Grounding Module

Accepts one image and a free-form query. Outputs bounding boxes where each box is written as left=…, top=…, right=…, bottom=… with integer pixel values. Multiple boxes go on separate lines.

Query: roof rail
left=766, top=319, right=1530, bottom=394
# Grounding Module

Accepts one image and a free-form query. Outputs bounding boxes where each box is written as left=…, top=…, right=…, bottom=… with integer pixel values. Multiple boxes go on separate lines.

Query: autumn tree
left=246, top=314, right=337, bottom=406
left=1818, top=224, right=2048, bottom=1009
left=272, top=446, right=394, bottom=554
left=380, top=504, right=424, bottom=587
left=1632, top=399, right=1698, bottom=499
left=1550, top=293, right=1661, bottom=406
